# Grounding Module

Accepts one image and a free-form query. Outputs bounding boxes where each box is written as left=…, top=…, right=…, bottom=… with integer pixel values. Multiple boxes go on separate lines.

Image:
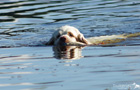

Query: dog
left=46, top=25, right=140, bottom=46
left=46, top=25, right=91, bottom=46
left=46, top=25, right=140, bottom=60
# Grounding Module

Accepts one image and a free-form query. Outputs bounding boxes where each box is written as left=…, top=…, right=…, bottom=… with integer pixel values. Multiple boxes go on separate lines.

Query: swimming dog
left=46, top=25, right=140, bottom=46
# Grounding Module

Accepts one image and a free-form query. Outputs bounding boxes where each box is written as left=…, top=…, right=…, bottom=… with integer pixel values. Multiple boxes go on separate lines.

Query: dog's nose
left=60, top=36, right=66, bottom=42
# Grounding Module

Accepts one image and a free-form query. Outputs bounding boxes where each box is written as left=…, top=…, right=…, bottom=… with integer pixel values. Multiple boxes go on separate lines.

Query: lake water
left=0, top=0, right=140, bottom=90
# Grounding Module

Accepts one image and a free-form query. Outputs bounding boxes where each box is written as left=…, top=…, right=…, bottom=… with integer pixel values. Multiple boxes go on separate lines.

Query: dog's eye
left=68, top=32, right=74, bottom=37
left=57, top=34, right=60, bottom=38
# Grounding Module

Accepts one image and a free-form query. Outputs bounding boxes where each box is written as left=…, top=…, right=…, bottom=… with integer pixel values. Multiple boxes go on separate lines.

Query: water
left=0, top=0, right=140, bottom=47
left=0, top=0, right=140, bottom=90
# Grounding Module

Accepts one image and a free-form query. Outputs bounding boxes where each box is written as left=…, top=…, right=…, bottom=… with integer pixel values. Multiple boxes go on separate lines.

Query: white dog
left=46, top=25, right=140, bottom=46
left=46, top=25, right=90, bottom=46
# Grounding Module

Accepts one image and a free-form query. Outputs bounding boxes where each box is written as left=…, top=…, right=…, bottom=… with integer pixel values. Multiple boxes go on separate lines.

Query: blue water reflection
left=0, top=0, right=140, bottom=47
left=0, top=0, right=140, bottom=90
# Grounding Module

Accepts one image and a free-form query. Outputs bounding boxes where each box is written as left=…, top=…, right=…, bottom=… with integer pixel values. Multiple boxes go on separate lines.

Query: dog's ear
left=77, top=34, right=89, bottom=44
left=45, top=37, right=54, bottom=45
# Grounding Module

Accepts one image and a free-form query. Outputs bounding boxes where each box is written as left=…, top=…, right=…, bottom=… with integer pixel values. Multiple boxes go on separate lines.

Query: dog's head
left=46, top=25, right=90, bottom=46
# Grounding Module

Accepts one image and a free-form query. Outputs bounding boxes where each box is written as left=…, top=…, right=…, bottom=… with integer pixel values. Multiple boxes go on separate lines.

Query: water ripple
left=0, top=0, right=140, bottom=47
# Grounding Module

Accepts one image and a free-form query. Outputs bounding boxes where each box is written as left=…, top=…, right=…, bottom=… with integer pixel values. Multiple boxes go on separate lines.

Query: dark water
left=0, top=0, right=140, bottom=90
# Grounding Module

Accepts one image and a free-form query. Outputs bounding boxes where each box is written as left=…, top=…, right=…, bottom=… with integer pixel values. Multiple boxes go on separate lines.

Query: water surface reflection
left=53, top=46, right=83, bottom=60
left=0, top=0, right=140, bottom=90
left=0, top=0, right=140, bottom=47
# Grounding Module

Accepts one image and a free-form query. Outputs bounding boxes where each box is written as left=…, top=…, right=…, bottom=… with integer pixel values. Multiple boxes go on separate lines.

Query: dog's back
left=87, top=32, right=140, bottom=45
